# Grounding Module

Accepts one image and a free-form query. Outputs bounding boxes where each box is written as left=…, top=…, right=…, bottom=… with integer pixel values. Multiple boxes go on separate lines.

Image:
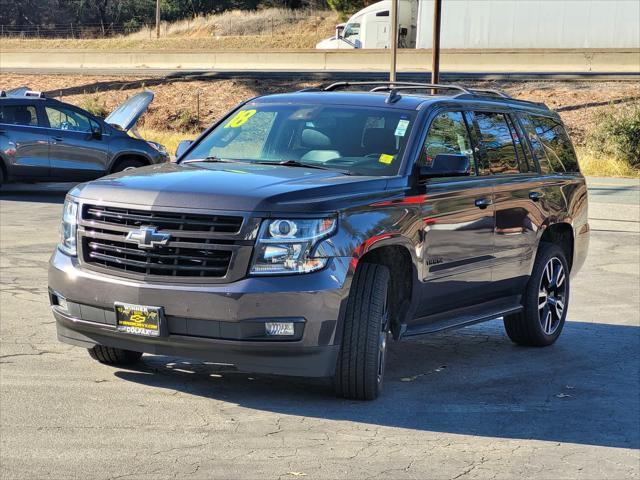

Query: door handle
left=52, top=136, right=63, bottom=142
left=529, top=191, right=542, bottom=202
left=474, top=198, right=492, bottom=209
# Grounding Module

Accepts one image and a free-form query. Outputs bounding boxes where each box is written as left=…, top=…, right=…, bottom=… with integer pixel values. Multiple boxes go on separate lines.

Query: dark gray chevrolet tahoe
left=48, top=82, right=589, bottom=400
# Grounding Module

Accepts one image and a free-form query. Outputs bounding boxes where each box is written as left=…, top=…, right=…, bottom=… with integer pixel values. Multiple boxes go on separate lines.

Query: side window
left=420, top=111, right=474, bottom=174
left=45, top=106, right=92, bottom=133
left=343, top=23, right=361, bottom=42
left=474, top=112, right=519, bottom=175
left=517, top=113, right=547, bottom=168
left=0, top=105, right=38, bottom=126
left=528, top=115, right=579, bottom=173
left=507, top=114, right=536, bottom=173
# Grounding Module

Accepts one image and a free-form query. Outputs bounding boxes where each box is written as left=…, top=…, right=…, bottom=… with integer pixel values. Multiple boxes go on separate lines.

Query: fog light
left=56, top=295, right=68, bottom=312
left=265, top=322, right=295, bottom=336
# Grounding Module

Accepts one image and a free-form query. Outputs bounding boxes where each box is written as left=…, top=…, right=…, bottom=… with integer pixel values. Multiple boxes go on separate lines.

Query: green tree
left=326, top=0, right=364, bottom=15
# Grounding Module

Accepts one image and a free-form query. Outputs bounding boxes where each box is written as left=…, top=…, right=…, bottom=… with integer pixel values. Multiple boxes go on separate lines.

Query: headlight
left=147, top=141, right=167, bottom=155
left=250, top=218, right=336, bottom=275
left=59, top=199, right=78, bottom=256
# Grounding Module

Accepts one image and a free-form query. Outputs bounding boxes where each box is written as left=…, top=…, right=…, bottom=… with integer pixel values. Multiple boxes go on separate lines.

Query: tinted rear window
left=521, top=114, right=579, bottom=173
left=0, top=105, right=38, bottom=126
left=475, top=112, right=520, bottom=174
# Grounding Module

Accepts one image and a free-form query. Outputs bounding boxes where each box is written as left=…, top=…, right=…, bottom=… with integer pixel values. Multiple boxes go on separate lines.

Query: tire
left=111, top=158, right=145, bottom=173
left=88, top=345, right=143, bottom=365
left=334, top=263, right=391, bottom=400
left=0, top=165, right=4, bottom=185
left=504, top=243, right=570, bottom=347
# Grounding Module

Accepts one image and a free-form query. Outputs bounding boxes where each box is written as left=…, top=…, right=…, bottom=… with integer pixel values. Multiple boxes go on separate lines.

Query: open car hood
left=5, top=86, right=32, bottom=97
left=105, top=90, right=154, bottom=132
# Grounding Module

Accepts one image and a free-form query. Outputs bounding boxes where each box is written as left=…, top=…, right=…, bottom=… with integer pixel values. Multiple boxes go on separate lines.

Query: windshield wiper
left=255, top=159, right=351, bottom=175
left=182, top=156, right=244, bottom=164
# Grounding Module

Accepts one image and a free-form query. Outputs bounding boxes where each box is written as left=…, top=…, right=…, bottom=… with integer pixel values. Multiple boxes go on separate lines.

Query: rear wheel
left=88, top=345, right=143, bottom=365
left=0, top=165, right=4, bottom=185
left=111, top=158, right=145, bottom=173
left=504, top=243, right=570, bottom=346
left=334, top=263, right=391, bottom=400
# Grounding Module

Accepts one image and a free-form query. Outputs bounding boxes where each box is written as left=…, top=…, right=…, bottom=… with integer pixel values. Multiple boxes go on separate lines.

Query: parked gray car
left=0, top=89, right=168, bottom=184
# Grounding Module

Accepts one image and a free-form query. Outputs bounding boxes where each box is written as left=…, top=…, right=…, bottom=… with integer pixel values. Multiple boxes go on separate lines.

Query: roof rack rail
left=466, top=88, right=511, bottom=99
left=324, top=81, right=472, bottom=95
left=369, top=84, right=475, bottom=96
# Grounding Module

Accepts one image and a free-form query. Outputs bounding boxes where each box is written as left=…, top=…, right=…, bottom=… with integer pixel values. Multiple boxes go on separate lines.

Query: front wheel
left=334, top=263, right=391, bottom=400
left=88, top=345, right=143, bottom=365
left=504, top=243, right=570, bottom=346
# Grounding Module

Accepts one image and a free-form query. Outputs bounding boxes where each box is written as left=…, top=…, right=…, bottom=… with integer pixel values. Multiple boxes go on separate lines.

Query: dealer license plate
left=115, top=303, right=164, bottom=337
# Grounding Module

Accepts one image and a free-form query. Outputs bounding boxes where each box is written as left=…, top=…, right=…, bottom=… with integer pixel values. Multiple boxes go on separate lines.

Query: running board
left=400, top=296, right=523, bottom=339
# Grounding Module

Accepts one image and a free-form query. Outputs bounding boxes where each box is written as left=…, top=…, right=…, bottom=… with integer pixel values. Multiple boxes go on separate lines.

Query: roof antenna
left=386, top=89, right=402, bottom=104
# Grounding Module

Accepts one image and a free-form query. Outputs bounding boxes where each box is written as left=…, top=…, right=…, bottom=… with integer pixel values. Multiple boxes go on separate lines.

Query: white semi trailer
left=316, top=0, right=640, bottom=50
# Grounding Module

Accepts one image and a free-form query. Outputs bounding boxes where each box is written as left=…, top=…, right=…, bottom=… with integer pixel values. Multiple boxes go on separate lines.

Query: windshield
left=182, top=103, right=416, bottom=176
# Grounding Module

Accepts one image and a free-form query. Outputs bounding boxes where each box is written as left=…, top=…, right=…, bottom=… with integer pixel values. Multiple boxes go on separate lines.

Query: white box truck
left=316, top=0, right=640, bottom=50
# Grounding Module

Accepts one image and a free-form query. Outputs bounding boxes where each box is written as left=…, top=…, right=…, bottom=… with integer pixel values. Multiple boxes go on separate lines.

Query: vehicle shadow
left=113, top=319, right=639, bottom=450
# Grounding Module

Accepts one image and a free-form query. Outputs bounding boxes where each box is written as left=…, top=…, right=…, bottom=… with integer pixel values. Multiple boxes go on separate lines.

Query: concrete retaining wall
left=1, top=49, right=638, bottom=73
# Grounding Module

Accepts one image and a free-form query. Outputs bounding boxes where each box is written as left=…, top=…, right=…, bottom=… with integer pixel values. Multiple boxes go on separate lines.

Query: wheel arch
left=109, top=152, right=152, bottom=173
left=539, top=222, right=574, bottom=272
left=355, top=241, right=418, bottom=339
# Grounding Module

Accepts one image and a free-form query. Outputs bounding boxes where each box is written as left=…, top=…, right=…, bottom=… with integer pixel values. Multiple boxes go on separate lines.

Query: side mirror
left=420, top=154, right=471, bottom=178
left=91, top=125, right=102, bottom=140
left=175, top=140, right=193, bottom=159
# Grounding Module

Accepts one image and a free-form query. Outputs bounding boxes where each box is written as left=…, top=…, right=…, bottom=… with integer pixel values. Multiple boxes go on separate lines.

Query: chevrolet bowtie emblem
left=126, top=226, right=171, bottom=249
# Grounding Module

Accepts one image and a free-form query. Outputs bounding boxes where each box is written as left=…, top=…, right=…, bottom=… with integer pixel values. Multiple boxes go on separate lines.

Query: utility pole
left=155, top=0, right=161, bottom=39
left=389, top=0, right=398, bottom=83
left=431, top=0, right=443, bottom=91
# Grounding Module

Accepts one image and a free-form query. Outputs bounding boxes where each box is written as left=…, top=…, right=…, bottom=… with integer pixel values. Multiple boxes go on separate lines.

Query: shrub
left=80, top=95, right=109, bottom=118
left=169, top=108, right=199, bottom=132
left=586, top=104, right=640, bottom=168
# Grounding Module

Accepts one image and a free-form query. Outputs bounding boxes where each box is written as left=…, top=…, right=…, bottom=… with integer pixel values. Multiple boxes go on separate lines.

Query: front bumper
left=49, top=248, right=351, bottom=377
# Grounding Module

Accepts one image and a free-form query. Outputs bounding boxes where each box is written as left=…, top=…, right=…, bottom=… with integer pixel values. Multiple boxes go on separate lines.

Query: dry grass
left=137, top=129, right=194, bottom=157
left=0, top=9, right=338, bottom=51
left=128, top=9, right=337, bottom=39
left=1, top=72, right=638, bottom=176
left=577, top=148, right=640, bottom=178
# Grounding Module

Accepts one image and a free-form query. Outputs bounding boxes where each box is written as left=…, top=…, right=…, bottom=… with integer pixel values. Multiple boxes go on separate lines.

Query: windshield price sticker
left=224, top=109, right=257, bottom=128
left=394, top=119, right=410, bottom=137
left=379, top=154, right=394, bottom=165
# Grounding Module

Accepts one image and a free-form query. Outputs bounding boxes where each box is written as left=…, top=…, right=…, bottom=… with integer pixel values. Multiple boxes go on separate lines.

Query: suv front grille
left=79, top=204, right=256, bottom=282
left=84, top=205, right=243, bottom=234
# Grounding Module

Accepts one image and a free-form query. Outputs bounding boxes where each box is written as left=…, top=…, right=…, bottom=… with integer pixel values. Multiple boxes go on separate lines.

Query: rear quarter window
left=520, top=114, right=580, bottom=173
left=0, top=105, right=38, bottom=126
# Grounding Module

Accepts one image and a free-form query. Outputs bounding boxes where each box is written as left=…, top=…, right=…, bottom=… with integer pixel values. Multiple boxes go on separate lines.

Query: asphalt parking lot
left=1, top=178, right=638, bottom=479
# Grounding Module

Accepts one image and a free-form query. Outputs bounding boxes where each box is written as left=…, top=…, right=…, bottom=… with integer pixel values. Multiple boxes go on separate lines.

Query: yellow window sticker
left=224, top=109, right=257, bottom=128
left=379, top=154, right=394, bottom=165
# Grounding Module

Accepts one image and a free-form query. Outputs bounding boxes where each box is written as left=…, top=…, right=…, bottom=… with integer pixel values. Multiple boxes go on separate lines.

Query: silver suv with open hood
left=0, top=89, right=168, bottom=184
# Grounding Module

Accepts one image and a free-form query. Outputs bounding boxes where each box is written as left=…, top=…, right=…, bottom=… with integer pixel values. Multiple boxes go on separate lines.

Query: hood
left=6, top=86, right=31, bottom=97
left=104, top=90, right=154, bottom=132
left=69, top=162, right=392, bottom=213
